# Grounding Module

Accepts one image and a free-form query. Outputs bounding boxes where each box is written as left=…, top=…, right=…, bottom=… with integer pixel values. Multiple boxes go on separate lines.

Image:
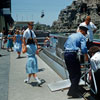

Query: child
left=7, top=31, right=13, bottom=52
left=22, top=38, right=41, bottom=85
left=14, top=30, right=22, bottom=58
left=44, top=37, right=50, bottom=48
left=89, top=46, right=100, bottom=100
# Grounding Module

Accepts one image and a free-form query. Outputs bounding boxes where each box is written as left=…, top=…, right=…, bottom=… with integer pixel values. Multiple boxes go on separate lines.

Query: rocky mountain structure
left=52, top=0, right=100, bottom=33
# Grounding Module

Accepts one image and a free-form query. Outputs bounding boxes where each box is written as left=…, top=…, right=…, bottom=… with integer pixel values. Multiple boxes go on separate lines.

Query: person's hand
left=36, top=50, right=39, bottom=55
left=22, top=43, right=25, bottom=47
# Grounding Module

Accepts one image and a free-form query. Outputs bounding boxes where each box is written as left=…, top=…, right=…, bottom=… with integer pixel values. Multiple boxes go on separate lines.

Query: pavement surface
left=0, top=49, right=10, bottom=100
left=0, top=49, right=84, bottom=100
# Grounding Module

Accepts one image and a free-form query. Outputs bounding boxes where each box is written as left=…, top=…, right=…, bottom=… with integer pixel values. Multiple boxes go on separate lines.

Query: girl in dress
left=14, top=30, right=22, bottom=58
left=6, top=31, right=13, bottom=52
left=22, top=38, right=41, bottom=85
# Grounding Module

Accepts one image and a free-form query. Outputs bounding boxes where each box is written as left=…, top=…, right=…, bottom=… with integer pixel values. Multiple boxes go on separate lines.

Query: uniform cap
left=79, top=26, right=88, bottom=34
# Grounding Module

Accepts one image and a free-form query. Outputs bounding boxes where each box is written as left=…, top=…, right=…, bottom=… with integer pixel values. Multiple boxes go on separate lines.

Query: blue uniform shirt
left=64, top=32, right=87, bottom=54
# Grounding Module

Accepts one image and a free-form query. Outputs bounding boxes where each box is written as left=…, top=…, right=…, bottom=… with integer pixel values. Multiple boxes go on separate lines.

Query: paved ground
left=0, top=49, right=84, bottom=100
left=0, top=49, right=10, bottom=100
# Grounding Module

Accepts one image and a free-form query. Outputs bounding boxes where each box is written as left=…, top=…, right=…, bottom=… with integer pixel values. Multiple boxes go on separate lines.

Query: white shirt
left=77, top=22, right=97, bottom=42
left=0, top=32, right=3, bottom=40
left=23, top=28, right=36, bottom=43
left=90, top=52, right=100, bottom=72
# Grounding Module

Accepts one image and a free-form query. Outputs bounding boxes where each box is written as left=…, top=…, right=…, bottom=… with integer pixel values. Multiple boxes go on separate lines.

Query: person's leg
left=17, top=52, right=21, bottom=58
left=33, top=73, right=41, bottom=84
left=10, top=47, right=13, bottom=51
left=24, top=74, right=31, bottom=83
left=94, top=70, right=100, bottom=99
left=64, top=52, right=81, bottom=97
left=2, top=39, right=4, bottom=49
left=7, top=47, right=9, bottom=51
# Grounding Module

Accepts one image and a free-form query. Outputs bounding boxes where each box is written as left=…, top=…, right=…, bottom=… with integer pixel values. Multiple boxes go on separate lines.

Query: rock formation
left=52, top=0, right=100, bottom=33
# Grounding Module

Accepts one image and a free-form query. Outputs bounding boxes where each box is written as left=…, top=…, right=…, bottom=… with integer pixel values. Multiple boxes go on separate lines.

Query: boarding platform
left=0, top=49, right=86, bottom=100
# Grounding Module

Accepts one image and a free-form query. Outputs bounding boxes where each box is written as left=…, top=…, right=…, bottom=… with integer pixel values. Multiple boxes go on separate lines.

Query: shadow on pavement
left=16, top=56, right=26, bottom=59
left=0, top=54, right=9, bottom=57
left=30, top=79, right=46, bottom=87
left=38, top=68, right=45, bottom=72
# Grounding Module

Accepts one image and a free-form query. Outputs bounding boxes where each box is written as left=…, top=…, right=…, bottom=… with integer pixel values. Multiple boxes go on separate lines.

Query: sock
left=35, top=77, right=41, bottom=83
left=24, top=77, right=30, bottom=83
left=27, top=77, right=30, bottom=81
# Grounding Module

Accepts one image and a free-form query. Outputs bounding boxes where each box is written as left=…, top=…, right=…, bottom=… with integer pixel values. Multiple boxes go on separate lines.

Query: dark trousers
left=64, top=52, right=81, bottom=95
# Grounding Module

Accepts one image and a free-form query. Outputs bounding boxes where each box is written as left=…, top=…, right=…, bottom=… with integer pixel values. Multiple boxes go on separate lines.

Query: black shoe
left=16, top=55, right=20, bottom=59
left=72, top=94, right=82, bottom=98
left=67, top=93, right=82, bottom=98
left=67, top=89, right=82, bottom=98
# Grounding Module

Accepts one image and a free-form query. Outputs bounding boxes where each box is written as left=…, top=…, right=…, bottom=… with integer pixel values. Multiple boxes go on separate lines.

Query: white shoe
left=35, top=77, right=41, bottom=84
left=24, top=78, right=30, bottom=84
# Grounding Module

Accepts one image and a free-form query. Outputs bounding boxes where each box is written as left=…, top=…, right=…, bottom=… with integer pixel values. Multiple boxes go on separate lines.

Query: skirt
left=26, top=56, right=38, bottom=74
left=14, top=42, right=22, bottom=52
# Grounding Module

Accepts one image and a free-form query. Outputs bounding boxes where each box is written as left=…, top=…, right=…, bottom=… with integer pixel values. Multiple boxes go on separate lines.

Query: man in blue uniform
left=64, top=26, right=88, bottom=98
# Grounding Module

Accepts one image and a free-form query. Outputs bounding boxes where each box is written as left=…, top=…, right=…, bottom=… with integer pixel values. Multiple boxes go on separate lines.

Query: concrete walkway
left=0, top=49, right=10, bottom=100
left=1, top=50, right=84, bottom=100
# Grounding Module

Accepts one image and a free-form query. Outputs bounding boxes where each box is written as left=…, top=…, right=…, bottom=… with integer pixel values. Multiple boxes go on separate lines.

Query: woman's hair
left=27, top=38, right=35, bottom=45
left=89, top=46, right=100, bottom=56
left=16, top=29, right=20, bottom=34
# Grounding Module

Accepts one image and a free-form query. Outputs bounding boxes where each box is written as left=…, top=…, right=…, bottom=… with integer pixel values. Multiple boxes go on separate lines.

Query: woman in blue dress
left=22, top=38, right=41, bottom=85
left=14, top=30, right=22, bottom=58
left=7, top=31, right=13, bottom=52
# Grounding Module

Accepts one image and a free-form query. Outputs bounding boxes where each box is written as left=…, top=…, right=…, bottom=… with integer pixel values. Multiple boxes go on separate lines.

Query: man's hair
left=89, top=46, right=100, bottom=56
left=85, top=16, right=91, bottom=21
left=28, top=22, right=34, bottom=25
left=27, top=38, right=35, bottom=45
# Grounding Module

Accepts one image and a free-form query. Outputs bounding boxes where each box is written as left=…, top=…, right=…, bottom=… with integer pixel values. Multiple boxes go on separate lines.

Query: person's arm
left=92, top=22, right=97, bottom=33
left=84, top=54, right=88, bottom=62
left=81, top=37, right=89, bottom=62
left=34, top=38, right=38, bottom=45
left=13, top=35, right=16, bottom=42
left=93, top=29, right=97, bottom=33
left=20, top=35, right=22, bottom=42
left=23, top=30, right=27, bottom=45
left=90, top=59, right=98, bottom=72
left=23, top=37, right=26, bottom=46
left=76, top=27, right=80, bottom=32
left=22, top=44, right=27, bottom=53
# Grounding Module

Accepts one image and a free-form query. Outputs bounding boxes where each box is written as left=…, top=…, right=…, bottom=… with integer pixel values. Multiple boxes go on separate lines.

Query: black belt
left=65, top=50, right=78, bottom=53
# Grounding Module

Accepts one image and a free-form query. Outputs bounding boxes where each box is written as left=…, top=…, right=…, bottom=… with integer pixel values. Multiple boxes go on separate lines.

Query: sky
left=11, top=0, right=74, bottom=26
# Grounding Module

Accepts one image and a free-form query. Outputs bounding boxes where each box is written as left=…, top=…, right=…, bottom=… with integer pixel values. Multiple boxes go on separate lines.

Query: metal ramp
left=48, top=79, right=85, bottom=92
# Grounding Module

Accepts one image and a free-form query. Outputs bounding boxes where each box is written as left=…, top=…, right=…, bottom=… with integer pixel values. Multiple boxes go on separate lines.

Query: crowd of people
left=64, top=16, right=100, bottom=99
left=0, top=22, right=43, bottom=86
left=0, top=15, right=100, bottom=99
